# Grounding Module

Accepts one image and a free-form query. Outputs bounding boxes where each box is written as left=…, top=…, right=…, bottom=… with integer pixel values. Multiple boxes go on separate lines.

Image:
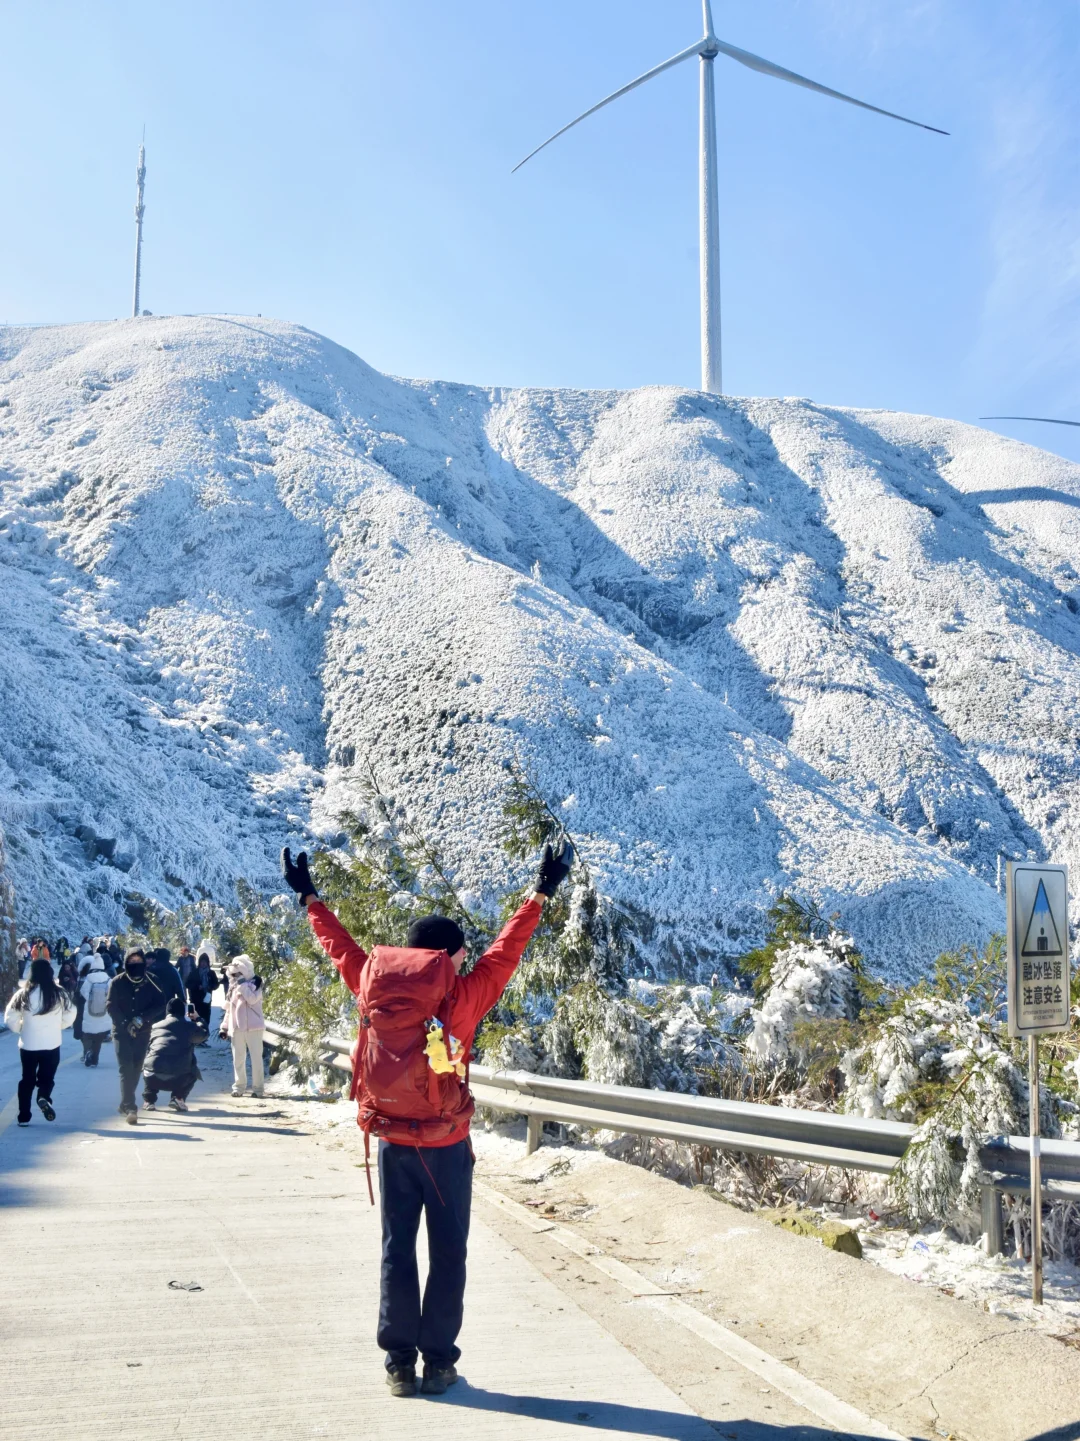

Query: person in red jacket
left=281, top=840, right=573, bottom=1399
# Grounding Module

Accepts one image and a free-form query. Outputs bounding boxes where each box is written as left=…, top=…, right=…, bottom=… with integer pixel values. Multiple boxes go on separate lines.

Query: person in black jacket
left=142, top=998, right=207, bottom=1113
left=106, top=949, right=168, bottom=1124
left=146, top=947, right=187, bottom=1009
left=188, top=951, right=220, bottom=1029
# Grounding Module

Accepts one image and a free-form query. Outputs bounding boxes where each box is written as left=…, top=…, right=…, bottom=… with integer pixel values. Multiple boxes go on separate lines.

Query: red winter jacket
left=307, top=897, right=542, bottom=1146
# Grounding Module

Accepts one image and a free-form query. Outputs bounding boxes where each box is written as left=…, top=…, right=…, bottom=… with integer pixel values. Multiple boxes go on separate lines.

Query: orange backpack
left=352, top=946, right=473, bottom=1197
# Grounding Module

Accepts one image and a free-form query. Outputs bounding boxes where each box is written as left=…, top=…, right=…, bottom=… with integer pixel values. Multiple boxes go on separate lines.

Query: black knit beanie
left=407, top=915, right=465, bottom=956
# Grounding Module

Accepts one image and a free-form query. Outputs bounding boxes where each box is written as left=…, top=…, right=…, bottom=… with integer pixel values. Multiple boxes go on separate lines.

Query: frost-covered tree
left=841, top=938, right=1071, bottom=1227
left=739, top=896, right=868, bottom=1072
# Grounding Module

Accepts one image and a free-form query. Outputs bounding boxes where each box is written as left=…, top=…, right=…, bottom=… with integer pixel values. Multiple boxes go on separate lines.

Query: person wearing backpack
left=78, top=954, right=113, bottom=1066
left=4, top=959, right=77, bottom=1125
left=280, top=838, right=574, bottom=1399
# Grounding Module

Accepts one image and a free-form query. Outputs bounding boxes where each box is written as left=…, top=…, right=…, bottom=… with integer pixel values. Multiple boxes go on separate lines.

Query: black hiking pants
left=18, top=1047, right=60, bottom=1123
left=377, top=1138, right=473, bottom=1371
left=114, top=1029, right=151, bottom=1111
left=81, top=1031, right=108, bottom=1065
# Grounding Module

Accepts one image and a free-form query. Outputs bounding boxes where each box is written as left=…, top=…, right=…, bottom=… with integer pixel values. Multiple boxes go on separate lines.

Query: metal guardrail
left=263, top=1018, right=1080, bottom=1237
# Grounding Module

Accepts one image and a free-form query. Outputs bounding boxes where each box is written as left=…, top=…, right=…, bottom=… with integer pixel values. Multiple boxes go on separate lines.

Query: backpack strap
left=361, top=1125, right=375, bottom=1206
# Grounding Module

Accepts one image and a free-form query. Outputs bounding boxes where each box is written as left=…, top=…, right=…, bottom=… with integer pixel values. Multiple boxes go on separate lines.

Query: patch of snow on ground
left=858, top=1222, right=1080, bottom=1339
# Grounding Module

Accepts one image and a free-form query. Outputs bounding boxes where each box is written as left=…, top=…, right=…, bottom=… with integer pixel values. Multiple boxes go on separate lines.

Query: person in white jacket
left=221, top=955, right=265, bottom=1098
left=78, top=954, right=113, bottom=1066
left=4, top=960, right=76, bottom=1125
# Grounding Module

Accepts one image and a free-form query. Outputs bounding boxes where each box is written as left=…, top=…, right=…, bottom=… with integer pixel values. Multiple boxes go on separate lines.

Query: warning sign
left=1021, top=880, right=1063, bottom=957
left=1007, top=862, right=1070, bottom=1037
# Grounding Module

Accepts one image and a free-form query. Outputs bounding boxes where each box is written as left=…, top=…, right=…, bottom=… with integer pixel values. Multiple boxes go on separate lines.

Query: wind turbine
left=514, top=2, right=947, bottom=395
left=981, top=417, right=1080, bottom=429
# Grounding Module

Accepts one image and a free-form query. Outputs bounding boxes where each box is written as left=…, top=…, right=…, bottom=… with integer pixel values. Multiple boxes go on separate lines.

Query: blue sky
left=2, top=1, right=1078, bottom=459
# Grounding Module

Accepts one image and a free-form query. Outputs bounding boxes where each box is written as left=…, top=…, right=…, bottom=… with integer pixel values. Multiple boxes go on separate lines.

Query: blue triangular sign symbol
left=1021, top=879, right=1063, bottom=957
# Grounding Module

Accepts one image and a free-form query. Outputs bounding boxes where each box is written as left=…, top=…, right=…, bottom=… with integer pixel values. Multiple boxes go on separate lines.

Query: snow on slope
left=2, top=315, right=1077, bottom=977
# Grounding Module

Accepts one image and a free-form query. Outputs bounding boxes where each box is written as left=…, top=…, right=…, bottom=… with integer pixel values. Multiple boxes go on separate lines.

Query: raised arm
left=281, top=846, right=370, bottom=995
left=452, top=897, right=544, bottom=1033
left=307, top=901, right=369, bottom=996
left=453, top=839, right=576, bottom=1033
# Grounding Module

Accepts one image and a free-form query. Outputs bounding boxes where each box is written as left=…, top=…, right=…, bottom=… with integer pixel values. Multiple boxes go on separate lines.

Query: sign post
left=1006, top=861, right=1070, bottom=1307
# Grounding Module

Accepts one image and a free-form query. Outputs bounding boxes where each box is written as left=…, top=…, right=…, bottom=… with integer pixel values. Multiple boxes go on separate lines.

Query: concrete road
left=0, top=1026, right=896, bottom=1440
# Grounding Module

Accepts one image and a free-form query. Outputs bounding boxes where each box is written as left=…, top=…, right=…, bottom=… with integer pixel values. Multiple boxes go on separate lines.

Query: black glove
left=534, top=839, right=575, bottom=897
left=281, top=847, right=317, bottom=906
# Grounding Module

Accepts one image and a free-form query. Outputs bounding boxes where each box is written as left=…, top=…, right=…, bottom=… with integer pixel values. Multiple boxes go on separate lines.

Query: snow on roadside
left=858, top=1222, right=1080, bottom=1340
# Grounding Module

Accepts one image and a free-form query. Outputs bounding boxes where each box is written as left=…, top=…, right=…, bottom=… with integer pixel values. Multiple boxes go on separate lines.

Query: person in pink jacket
left=220, top=955, right=265, bottom=1097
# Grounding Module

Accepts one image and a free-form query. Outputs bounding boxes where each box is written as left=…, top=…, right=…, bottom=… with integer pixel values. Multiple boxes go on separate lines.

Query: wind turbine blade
left=712, top=38, right=949, bottom=135
left=981, top=416, right=1080, bottom=428
left=513, top=40, right=705, bottom=172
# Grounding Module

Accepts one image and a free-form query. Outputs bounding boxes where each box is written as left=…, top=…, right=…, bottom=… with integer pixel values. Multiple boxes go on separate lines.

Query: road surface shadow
left=438, top=1384, right=897, bottom=1439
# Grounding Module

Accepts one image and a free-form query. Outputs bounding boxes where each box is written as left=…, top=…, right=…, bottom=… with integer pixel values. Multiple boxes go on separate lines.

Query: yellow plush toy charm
left=425, top=1020, right=466, bottom=1077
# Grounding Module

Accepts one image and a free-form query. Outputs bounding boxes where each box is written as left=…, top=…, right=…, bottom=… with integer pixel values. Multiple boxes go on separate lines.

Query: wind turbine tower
left=132, top=140, right=146, bottom=319
left=515, top=1, right=946, bottom=396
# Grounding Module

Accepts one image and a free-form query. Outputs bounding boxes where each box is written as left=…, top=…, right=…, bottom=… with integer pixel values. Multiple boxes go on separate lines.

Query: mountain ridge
left=3, top=315, right=1077, bottom=977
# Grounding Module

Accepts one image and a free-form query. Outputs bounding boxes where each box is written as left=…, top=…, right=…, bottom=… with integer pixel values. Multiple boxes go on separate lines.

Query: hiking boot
left=385, top=1365, right=417, bottom=1398
left=38, top=1097, right=56, bottom=1122
left=420, top=1365, right=458, bottom=1396
left=125, top=1110, right=138, bottom=1125
left=169, top=1097, right=188, bottom=1113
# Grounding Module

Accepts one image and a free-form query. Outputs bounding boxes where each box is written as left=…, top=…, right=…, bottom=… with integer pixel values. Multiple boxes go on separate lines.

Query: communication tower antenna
left=132, top=134, right=147, bottom=318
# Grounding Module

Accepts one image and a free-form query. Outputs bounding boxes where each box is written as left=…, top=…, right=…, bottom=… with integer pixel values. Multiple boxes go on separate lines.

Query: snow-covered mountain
left=2, top=316, right=1077, bottom=978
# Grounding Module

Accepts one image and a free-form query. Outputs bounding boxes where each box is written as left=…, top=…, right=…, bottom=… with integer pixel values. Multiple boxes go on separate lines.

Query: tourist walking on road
left=29, top=937, right=53, bottom=976
left=106, top=949, right=167, bottom=1124
left=57, top=954, right=79, bottom=996
left=4, top=959, right=76, bottom=1126
left=78, top=954, right=113, bottom=1066
left=221, top=956, right=265, bottom=1097
left=142, top=998, right=207, bottom=1113
left=188, top=951, right=220, bottom=1029
left=280, top=838, right=573, bottom=1399
left=175, top=945, right=196, bottom=993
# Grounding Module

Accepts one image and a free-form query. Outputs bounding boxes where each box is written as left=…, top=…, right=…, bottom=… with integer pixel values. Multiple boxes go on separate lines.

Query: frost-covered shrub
left=840, top=937, right=1076, bottom=1229
left=632, top=981, right=742, bottom=1093
left=843, top=994, right=1029, bottom=1224
left=477, top=1022, right=553, bottom=1076
left=745, top=932, right=861, bottom=1069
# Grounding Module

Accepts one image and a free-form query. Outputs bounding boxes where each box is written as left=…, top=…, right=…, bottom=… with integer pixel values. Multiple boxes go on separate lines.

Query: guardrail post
left=526, top=1116, right=543, bottom=1156
left=981, top=1180, right=1004, bottom=1257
